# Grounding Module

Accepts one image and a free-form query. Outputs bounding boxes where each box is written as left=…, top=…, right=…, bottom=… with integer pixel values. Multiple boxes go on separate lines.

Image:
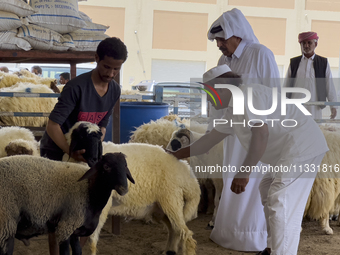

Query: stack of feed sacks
left=66, top=11, right=110, bottom=51
left=15, top=0, right=109, bottom=51
left=0, top=0, right=35, bottom=51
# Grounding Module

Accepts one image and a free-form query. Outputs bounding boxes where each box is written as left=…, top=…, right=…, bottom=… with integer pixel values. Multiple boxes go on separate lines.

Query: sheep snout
left=170, top=139, right=182, bottom=151
left=115, top=185, right=128, bottom=196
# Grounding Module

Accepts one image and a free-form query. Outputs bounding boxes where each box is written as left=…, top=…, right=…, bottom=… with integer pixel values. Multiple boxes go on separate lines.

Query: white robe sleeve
left=325, top=62, right=338, bottom=109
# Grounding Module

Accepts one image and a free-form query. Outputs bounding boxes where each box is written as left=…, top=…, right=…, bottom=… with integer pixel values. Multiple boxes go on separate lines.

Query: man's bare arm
left=46, top=119, right=85, bottom=162
left=100, top=127, right=106, bottom=142
left=169, top=128, right=229, bottom=160
left=46, top=119, right=69, bottom=154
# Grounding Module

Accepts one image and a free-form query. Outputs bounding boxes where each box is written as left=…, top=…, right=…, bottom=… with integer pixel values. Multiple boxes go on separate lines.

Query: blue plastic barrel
left=104, top=102, right=169, bottom=143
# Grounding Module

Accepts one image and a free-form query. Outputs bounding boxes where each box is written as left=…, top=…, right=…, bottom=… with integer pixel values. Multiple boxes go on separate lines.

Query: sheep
left=0, top=153, right=134, bottom=255
left=5, top=139, right=40, bottom=157
left=64, top=121, right=200, bottom=255
left=0, top=83, right=58, bottom=127
left=0, top=69, right=56, bottom=89
left=303, top=125, right=340, bottom=235
left=120, top=89, right=149, bottom=102
left=129, top=117, right=222, bottom=220
left=128, top=116, right=204, bottom=149
left=166, top=128, right=224, bottom=229
left=88, top=141, right=200, bottom=255
left=0, top=126, right=38, bottom=158
left=62, top=121, right=103, bottom=167
left=129, top=118, right=185, bottom=148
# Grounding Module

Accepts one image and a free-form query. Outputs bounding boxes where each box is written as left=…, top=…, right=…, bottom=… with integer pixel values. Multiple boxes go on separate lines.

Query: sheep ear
left=126, top=168, right=135, bottom=184
left=69, top=128, right=83, bottom=155
left=78, top=166, right=97, bottom=182
left=98, top=140, right=103, bottom=161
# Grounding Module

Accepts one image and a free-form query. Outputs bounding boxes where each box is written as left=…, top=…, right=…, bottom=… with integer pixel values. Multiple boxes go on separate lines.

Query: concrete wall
left=79, top=0, right=340, bottom=89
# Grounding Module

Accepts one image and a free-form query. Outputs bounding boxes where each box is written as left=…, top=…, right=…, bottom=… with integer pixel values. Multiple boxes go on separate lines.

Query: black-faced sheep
left=65, top=121, right=201, bottom=255
left=63, top=121, right=103, bottom=167
left=0, top=153, right=134, bottom=255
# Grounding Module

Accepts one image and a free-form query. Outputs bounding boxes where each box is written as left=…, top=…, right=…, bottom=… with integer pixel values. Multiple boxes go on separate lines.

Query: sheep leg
left=0, top=236, right=14, bottom=255
left=70, top=234, right=82, bottom=255
left=209, top=179, right=223, bottom=228
left=161, top=215, right=181, bottom=254
left=205, top=179, right=215, bottom=215
left=48, top=232, right=60, bottom=255
left=320, top=216, right=333, bottom=235
left=160, top=195, right=196, bottom=255
left=89, top=197, right=112, bottom=255
left=59, top=238, right=70, bottom=255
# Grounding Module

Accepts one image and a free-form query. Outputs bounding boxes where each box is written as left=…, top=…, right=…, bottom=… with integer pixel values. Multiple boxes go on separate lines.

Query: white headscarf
left=207, top=8, right=259, bottom=43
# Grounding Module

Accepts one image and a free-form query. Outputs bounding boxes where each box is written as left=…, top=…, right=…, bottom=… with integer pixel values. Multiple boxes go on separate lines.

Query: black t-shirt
left=40, top=70, right=121, bottom=152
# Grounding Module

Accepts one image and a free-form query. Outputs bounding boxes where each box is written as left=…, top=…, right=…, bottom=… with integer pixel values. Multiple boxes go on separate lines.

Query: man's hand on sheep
left=165, top=147, right=190, bottom=160
left=231, top=173, right=250, bottom=194
left=70, top=149, right=87, bottom=163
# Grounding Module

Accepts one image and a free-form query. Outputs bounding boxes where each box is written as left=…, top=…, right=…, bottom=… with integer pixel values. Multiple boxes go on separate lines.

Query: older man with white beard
left=284, top=31, right=337, bottom=120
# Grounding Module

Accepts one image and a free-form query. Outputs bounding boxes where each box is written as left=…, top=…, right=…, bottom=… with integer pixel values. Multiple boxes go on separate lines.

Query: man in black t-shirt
left=40, top=37, right=128, bottom=255
left=40, top=37, right=127, bottom=162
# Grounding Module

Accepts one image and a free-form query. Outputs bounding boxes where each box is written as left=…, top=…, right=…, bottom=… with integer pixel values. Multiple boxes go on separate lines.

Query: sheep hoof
left=205, top=221, right=214, bottom=230
left=165, top=251, right=176, bottom=255
left=324, top=227, right=333, bottom=235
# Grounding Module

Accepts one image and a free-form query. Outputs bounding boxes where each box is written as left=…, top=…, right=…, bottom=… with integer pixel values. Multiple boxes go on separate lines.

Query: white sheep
left=166, top=128, right=224, bottom=228
left=303, top=125, right=340, bottom=234
left=5, top=138, right=40, bottom=157
left=0, top=69, right=56, bottom=89
left=128, top=116, right=205, bottom=148
left=0, top=153, right=134, bottom=255
left=130, top=117, right=222, bottom=222
left=0, top=126, right=38, bottom=158
left=88, top=141, right=200, bottom=255
left=0, top=83, right=58, bottom=127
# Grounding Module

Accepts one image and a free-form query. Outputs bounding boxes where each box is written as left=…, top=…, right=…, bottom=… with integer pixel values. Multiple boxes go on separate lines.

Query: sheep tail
left=180, top=228, right=196, bottom=255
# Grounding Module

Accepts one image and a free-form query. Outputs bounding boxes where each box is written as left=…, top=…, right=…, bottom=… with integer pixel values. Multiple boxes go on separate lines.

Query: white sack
left=0, top=0, right=36, bottom=17
left=0, top=11, right=22, bottom=31
left=0, top=30, right=31, bottom=51
left=17, top=24, right=74, bottom=51
left=29, top=0, right=86, bottom=34
left=67, top=31, right=109, bottom=51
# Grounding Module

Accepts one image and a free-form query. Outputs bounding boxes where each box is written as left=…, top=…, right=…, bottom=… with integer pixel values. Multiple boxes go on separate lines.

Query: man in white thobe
left=284, top=31, right=337, bottom=120
left=168, top=64, right=328, bottom=255
left=206, top=8, right=280, bottom=251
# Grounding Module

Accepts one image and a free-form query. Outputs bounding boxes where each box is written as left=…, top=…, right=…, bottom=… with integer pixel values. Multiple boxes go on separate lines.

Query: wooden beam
left=0, top=50, right=95, bottom=64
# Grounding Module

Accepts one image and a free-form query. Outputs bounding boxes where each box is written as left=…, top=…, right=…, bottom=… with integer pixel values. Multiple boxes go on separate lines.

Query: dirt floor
left=12, top=213, right=340, bottom=255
